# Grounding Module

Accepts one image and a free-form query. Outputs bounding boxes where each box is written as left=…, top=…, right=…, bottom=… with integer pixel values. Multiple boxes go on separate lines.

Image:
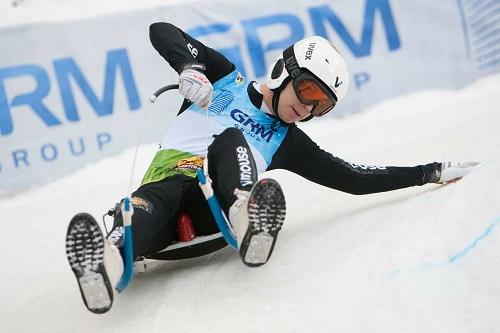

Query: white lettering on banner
left=0, top=47, right=139, bottom=192
left=0, top=49, right=140, bottom=137
left=236, top=146, right=254, bottom=187
left=187, top=0, right=402, bottom=78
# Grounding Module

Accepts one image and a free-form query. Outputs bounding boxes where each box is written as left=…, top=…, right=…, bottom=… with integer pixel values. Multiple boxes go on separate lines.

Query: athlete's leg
left=108, top=175, right=192, bottom=257
left=207, top=127, right=258, bottom=214
left=181, top=179, right=220, bottom=236
left=66, top=175, right=191, bottom=314
left=206, top=128, right=286, bottom=267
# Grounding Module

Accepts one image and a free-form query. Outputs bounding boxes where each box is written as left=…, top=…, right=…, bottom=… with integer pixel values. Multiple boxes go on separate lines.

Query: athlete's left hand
left=437, top=161, right=479, bottom=184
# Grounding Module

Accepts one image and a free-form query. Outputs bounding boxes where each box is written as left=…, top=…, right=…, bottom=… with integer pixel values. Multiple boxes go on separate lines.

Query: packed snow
left=1, top=72, right=499, bottom=332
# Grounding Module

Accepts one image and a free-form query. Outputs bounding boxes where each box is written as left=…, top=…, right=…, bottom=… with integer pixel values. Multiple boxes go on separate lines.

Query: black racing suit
left=108, top=22, right=441, bottom=258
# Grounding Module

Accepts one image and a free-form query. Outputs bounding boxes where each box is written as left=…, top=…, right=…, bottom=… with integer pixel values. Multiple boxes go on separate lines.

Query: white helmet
left=266, top=36, right=349, bottom=120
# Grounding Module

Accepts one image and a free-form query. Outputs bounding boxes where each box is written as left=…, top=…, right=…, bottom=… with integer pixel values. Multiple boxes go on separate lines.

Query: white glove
left=178, top=69, right=213, bottom=109
left=437, top=161, right=479, bottom=183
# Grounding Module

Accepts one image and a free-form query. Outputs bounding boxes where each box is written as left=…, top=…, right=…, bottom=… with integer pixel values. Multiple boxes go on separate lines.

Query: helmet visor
left=293, top=77, right=336, bottom=117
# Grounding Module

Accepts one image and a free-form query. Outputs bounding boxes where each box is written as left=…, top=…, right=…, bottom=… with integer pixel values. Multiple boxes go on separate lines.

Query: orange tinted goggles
left=293, top=77, right=336, bottom=117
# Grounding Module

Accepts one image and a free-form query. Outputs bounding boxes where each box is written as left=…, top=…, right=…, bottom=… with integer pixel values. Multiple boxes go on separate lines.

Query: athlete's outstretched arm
left=269, top=126, right=441, bottom=195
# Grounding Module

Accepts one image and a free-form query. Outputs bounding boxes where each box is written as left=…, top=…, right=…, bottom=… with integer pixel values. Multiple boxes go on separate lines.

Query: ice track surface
left=1, top=73, right=499, bottom=332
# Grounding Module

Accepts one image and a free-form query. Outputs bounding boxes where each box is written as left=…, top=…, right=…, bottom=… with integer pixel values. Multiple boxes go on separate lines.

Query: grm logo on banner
left=188, top=0, right=401, bottom=90
left=0, top=48, right=141, bottom=176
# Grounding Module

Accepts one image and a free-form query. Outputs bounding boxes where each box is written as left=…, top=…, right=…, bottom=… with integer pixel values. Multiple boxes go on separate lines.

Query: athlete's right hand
left=436, top=161, right=479, bottom=184
left=179, top=69, right=213, bottom=109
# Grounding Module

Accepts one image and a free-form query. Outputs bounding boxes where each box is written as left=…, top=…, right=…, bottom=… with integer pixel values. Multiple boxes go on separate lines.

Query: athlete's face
left=277, top=81, right=314, bottom=123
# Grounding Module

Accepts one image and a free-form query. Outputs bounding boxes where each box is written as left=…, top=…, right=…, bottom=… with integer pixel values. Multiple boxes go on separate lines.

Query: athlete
left=65, top=22, right=478, bottom=313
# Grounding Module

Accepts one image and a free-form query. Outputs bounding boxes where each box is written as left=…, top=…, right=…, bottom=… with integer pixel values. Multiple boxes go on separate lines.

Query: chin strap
left=270, top=77, right=291, bottom=124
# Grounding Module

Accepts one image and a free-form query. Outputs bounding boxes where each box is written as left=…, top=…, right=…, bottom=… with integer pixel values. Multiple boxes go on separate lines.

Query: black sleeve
left=268, top=126, right=440, bottom=195
left=149, top=22, right=235, bottom=83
